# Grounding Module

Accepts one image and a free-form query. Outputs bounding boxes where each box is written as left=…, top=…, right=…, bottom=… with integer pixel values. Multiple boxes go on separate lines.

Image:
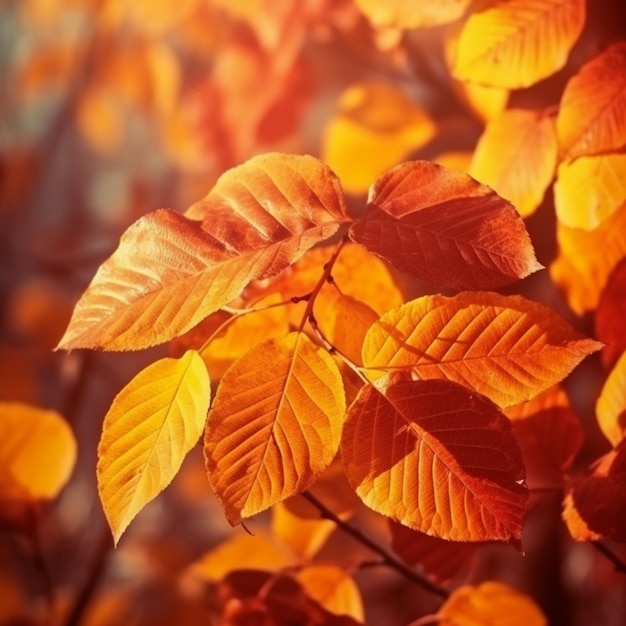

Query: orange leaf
left=76, top=86, right=123, bottom=154
left=0, top=402, right=76, bottom=502
left=451, top=0, right=585, bottom=89
left=205, top=332, right=346, bottom=524
left=97, top=351, right=210, bottom=544
left=595, top=258, right=626, bottom=370
left=322, top=83, right=436, bottom=195
left=362, top=292, right=601, bottom=408
left=58, top=153, right=349, bottom=350
left=389, top=521, right=477, bottom=583
left=355, top=0, right=471, bottom=29
left=469, top=109, right=558, bottom=218
left=562, top=440, right=626, bottom=542
left=596, top=353, right=626, bottom=448
left=505, top=386, right=583, bottom=489
left=340, top=377, right=527, bottom=544
left=557, top=41, right=626, bottom=159
left=550, top=203, right=626, bottom=313
left=438, top=582, right=547, bottom=626
left=554, top=153, right=626, bottom=230
left=349, top=161, right=542, bottom=290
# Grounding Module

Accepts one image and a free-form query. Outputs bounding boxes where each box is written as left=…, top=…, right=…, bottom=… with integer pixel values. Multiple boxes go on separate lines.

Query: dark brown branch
left=301, top=491, right=449, bottom=599
left=592, top=541, right=626, bottom=575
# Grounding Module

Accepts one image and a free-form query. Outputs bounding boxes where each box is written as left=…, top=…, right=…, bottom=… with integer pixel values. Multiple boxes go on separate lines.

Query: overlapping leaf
left=562, top=440, right=626, bottom=542
left=97, top=350, right=210, bottom=544
left=205, top=332, right=346, bottom=524
left=550, top=203, right=626, bottom=313
left=349, top=161, right=542, bottom=290
left=451, top=0, right=585, bottom=89
left=57, top=154, right=349, bottom=350
left=554, top=153, right=626, bottom=230
left=596, top=353, right=626, bottom=448
left=595, top=259, right=626, bottom=370
left=322, top=83, right=435, bottom=195
left=557, top=41, right=626, bottom=159
left=469, top=108, right=558, bottom=218
left=362, top=292, right=600, bottom=407
left=340, top=377, right=527, bottom=544
left=355, top=0, right=471, bottom=29
left=438, top=582, right=547, bottom=626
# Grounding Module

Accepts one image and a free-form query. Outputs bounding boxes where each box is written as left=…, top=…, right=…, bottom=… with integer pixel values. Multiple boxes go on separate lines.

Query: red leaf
left=595, top=258, right=626, bottom=371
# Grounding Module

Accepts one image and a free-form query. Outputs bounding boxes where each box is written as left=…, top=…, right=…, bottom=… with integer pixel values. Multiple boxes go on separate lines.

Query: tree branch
left=301, top=491, right=449, bottom=599
left=593, top=541, right=626, bottom=575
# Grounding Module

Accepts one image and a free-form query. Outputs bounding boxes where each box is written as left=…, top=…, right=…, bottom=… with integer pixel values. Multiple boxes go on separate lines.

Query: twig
left=592, top=541, right=626, bottom=575
left=301, top=491, right=449, bottom=599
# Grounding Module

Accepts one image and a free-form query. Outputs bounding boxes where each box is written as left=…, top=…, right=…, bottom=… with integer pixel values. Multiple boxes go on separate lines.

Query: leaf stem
left=592, top=541, right=626, bottom=575
left=301, top=491, right=449, bottom=599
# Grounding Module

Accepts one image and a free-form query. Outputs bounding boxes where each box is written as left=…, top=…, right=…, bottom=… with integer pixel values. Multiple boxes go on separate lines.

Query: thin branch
left=301, top=491, right=449, bottom=599
left=592, top=541, right=626, bottom=575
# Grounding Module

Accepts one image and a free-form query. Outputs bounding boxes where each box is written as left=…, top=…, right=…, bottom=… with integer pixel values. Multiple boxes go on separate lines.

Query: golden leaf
left=97, top=350, right=210, bottom=544
left=355, top=0, right=471, bottom=29
left=596, top=352, right=626, bottom=447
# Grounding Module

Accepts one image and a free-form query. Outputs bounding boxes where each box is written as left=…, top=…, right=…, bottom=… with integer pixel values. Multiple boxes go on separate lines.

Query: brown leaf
left=341, top=377, right=528, bottom=544
left=349, top=161, right=542, bottom=290
left=58, top=153, right=349, bottom=350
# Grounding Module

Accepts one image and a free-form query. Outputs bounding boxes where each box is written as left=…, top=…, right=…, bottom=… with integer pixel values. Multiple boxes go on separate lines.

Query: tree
left=1, top=1, right=626, bottom=625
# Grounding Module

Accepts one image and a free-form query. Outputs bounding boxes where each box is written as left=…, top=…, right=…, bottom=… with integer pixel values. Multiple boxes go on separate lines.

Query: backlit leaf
left=349, top=161, right=542, bottom=290
left=452, top=0, right=585, bottom=89
left=58, top=153, right=349, bottom=351
left=438, top=582, right=547, bottom=626
left=562, top=440, right=626, bottom=542
left=595, top=258, right=626, bottom=370
left=205, top=332, right=346, bottom=524
left=557, top=41, right=626, bottom=160
left=355, top=0, right=471, bottom=29
left=389, top=521, right=477, bottom=583
left=469, top=109, right=558, bottom=218
left=322, top=83, right=436, bottom=195
left=341, top=377, right=527, bottom=544
left=550, top=203, right=626, bottom=313
left=596, top=353, right=626, bottom=448
left=505, top=386, right=583, bottom=488
left=362, top=292, right=600, bottom=407
left=554, top=153, right=626, bottom=230
left=97, top=350, right=210, bottom=544
left=0, top=402, right=76, bottom=501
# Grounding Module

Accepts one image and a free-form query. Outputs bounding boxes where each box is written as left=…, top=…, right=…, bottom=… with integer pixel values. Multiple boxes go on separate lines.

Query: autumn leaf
left=0, top=403, right=76, bottom=503
left=438, top=582, right=547, bottom=626
left=349, top=161, right=542, bottom=290
left=97, top=350, right=210, bottom=544
left=362, top=292, right=600, bottom=408
left=451, top=0, right=585, bottom=89
left=596, top=353, right=626, bottom=448
left=355, top=0, right=471, bottom=29
left=550, top=203, right=626, bottom=313
left=205, top=332, right=346, bottom=525
left=562, top=440, right=626, bottom=542
left=57, top=153, right=349, bottom=351
left=341, top=376, right=528, bottom=544
left=595, top=258, right=626, bottom=370
left=505, top=386, right=583, bottom=489
left=557, top=41, right=626, bottom=159
left=322, top=82, right=436, bottom=195
left=389, top=522, right=478, bottom=583
left=554, top=153, right=626, bottom=230
left=469, top=108, right=558, bottom=218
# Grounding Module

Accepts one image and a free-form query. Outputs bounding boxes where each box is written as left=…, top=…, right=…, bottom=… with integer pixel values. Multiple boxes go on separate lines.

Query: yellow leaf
left=432, top=151, right=473, bottom=171
left=362, top=292, right=601, bottom=407
left=452, top=0, right=585, bottom=88
left=205, top=332, right=346, bottom=524
left=97, top=350, right=210, bottom=544
left=355, top=0, right=471, bottom=29
left=296, top=565, right=364, bottom=622
left=0, top=402, right=76, bottom=501
left=469, top=109, right=558, bottom=218
left=554, top=153, right=626, bottom=230
left=550, top=203, right=626, bottom=313
left=596, top=352, right=626, bottom=447
left=322, top=82, right=436, bottom=195
left=439, top=582, right=547, bottom=626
